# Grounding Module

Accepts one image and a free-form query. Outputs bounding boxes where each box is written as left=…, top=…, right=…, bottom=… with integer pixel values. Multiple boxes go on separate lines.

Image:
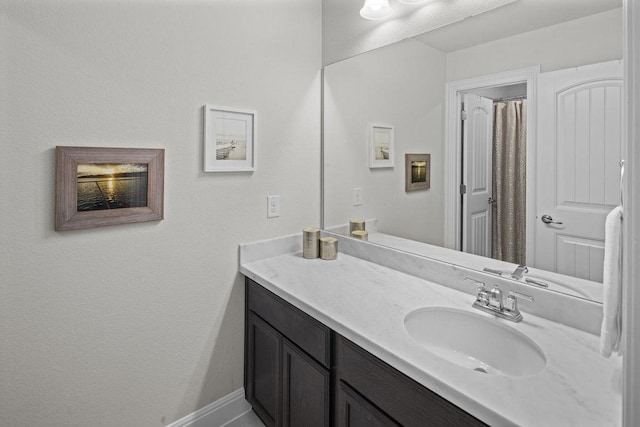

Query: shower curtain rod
left=493, top=95, right=527, bottom=102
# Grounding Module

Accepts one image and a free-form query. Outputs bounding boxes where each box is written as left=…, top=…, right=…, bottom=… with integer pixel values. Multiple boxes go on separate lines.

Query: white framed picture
left=204, top=105, right=256, bottom=172
left=368, top=124, right=394, bottom=168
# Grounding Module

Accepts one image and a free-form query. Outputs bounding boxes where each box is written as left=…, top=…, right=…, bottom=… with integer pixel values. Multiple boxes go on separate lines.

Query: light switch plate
left=353, top=188, right=362, bottom=206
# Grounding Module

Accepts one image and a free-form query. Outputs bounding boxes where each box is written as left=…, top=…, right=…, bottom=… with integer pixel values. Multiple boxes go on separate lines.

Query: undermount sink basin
left=404, top=307, right=546, bottom=377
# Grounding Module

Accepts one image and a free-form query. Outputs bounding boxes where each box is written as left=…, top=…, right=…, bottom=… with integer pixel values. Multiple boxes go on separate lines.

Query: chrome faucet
left=487, top=285, right=503, bottom=311
left=511, top=264, right=529, bottom=280
left=466, top=278, right=533, bottom=322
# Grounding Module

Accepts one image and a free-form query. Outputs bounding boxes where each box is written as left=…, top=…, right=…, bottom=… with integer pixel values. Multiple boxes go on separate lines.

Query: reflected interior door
left=535, top=61, right=623, bottom=281
left=462, top=93, right=494, bottom=258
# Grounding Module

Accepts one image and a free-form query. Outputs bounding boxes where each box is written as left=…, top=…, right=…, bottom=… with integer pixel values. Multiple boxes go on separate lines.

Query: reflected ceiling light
left=398, top=0, right=429, bottom=4
left=360, top=0, right=393, bottom=20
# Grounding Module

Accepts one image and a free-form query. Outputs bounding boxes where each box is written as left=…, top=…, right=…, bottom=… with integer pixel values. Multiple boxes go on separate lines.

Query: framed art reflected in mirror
left=369, top=124, right=394, bottom=168
left=405, top=153, right=430, bottom=192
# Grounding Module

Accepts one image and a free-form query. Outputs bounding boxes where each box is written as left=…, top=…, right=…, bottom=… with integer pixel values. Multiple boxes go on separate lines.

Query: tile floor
left=223, top=409, right=265, bottom=427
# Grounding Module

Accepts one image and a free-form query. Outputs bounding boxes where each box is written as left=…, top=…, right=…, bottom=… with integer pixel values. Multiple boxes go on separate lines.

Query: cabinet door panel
left=337, top=381, right=398, bottom=427
left=282, top=339, right=330, bottom=427
left=247, top=312, right=281, bottom=427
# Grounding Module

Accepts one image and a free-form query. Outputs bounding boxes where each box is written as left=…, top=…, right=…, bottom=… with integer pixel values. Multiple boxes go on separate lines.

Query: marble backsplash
left=240, top=231, right=603, bottom=335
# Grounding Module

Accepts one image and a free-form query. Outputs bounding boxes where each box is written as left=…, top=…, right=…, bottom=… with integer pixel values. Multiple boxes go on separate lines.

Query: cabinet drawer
left=336, top=335, right=487, bottom=427
left=247, top=278, right=331, bottom=368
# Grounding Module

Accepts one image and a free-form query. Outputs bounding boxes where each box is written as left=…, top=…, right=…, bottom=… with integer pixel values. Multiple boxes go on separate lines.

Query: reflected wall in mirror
left=324, top=38, right=446, bottom=246
left=323, top=3, right=623, bottom=303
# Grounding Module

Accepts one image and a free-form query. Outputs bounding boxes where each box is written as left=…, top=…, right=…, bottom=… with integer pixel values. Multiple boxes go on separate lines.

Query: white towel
left=600, top=205, right=623, bottom=357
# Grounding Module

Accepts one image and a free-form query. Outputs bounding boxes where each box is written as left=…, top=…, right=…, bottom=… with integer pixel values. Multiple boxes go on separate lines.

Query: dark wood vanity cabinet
left=245, top=279, right=330, bottom=427
left=245, top=278, right=487, bottom=427
left=335, top=335, right=486, bottom=427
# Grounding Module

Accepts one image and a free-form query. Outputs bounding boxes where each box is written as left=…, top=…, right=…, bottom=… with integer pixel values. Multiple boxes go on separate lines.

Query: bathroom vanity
left=246, top=278, right=485, bottom=426
left=240, top=233, right=622, bottom=426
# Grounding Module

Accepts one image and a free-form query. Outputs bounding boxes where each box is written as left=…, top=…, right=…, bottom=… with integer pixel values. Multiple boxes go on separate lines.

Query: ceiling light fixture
left=360, top=0, right=393, bottom=20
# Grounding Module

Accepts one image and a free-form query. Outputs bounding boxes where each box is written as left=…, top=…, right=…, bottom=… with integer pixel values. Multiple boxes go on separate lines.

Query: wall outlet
left=353, top=188, right=362, bottom=206
left=267, top=195, right=280, bottom=218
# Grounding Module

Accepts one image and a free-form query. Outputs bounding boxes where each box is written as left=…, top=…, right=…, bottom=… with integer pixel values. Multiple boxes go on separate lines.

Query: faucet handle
left=511, top=264, right=529, bottom=280
left=509, top=290, right=534, bottom=301
left=506, top=290, right=534, bottom=313
left=482, top=267, right=503, bottom=276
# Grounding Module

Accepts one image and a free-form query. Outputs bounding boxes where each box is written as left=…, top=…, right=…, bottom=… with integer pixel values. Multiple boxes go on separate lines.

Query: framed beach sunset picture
left=203, top=105, right=256, bottom=172
left=405, top=153, right=431, bottom=192
left=55, top=146, right=165, bottom=230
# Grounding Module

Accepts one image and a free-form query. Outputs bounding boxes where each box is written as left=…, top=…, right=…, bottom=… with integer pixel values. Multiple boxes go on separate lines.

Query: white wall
left=0, top=1, right=320, bottom=426
left=324, top=39, right=446, bottom=245
left=446, top=8, right=623, bottom=81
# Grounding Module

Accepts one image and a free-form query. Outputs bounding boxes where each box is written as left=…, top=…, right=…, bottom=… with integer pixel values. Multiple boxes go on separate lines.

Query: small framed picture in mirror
left=368, top=124, right=394, bottom=168
left=405, top=153, right=431, bottom=192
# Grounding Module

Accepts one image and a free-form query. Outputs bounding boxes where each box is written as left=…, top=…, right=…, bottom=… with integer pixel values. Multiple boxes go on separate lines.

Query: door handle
left=488, top=197, right=497, bottom=205
left=541, top=214, right=563, bottom=225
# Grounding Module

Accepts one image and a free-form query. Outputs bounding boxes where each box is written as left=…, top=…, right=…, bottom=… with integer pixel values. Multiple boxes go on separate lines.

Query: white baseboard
left=168, top=388, right=252, bottom=427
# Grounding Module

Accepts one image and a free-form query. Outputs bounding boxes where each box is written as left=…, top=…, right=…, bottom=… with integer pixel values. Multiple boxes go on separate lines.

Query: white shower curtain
left=492, top=99, right=527, bottom=264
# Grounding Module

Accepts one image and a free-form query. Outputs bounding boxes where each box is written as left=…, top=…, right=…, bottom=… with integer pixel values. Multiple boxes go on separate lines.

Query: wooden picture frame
left=55, top=146, right=165, bottom=231
left=368, top=124, right=394, bottom=168
left=204, top=105, right=257, bottom=172
left=405, top=153, right=431, bottom=192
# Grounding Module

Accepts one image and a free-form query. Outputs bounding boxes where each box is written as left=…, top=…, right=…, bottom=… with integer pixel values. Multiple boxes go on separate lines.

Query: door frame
left=624, top=2, right=640, bottom=425
left=443, top=66, right=539, bottom=265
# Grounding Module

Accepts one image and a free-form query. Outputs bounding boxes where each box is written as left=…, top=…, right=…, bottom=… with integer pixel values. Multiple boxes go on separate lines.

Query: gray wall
left=0, top=1, right=320, bottom=425
left=324, top=39, right=446, bottom=245
left=446, top=8, right=622, bottom=81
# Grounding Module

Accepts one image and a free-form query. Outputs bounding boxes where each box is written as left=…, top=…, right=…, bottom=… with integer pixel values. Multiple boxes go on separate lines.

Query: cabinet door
left=246, top=313, right=281, bottom=427
left=282, top=339, right=330, bottom=427
left=337, top=381, right=398, bottom=427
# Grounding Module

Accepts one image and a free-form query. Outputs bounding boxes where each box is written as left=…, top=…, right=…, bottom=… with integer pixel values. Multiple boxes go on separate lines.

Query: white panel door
left=535, top=61, right=622, bottom=281
left=462, top=94, right=494, bottom=258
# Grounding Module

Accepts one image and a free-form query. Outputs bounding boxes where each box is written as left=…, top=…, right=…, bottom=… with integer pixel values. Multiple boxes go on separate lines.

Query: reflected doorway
left=460, top=84, right=528, bottom=265
left=443, top=66, right=538, bottom=268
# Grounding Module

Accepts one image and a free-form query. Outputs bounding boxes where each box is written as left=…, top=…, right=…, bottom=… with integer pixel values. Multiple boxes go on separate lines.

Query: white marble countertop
left=240, top=244, right=622, bottom=426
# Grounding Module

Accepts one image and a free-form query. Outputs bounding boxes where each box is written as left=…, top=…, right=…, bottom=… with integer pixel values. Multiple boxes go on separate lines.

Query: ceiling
left=323, top=0, right=518, bottom=64
left=414, top=0, right=622, bottom=52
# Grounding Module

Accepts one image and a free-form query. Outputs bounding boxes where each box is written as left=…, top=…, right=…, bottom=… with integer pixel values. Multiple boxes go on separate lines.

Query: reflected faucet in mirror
left=511, top=265, right=529, bottom=280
